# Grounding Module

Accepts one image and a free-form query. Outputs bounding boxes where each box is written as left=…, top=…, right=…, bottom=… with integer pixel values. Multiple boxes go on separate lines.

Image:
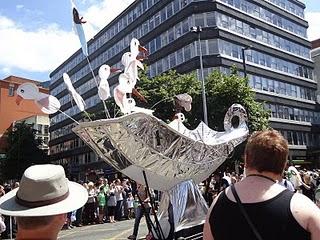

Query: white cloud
left=305, top=12, right=320, bottom=41
left=16, top=5, right=24, bottom=10
left=0, top=16, right=79, bottom=73
left=0, top=0, right=134, bottom=76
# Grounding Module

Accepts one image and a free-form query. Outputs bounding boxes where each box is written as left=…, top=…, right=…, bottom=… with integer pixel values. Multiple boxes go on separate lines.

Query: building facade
left=0, top=76, right=49, bottom=153
left=15, top=115, right=50, bottom=153
left=49, top=0, right=319, bottom=178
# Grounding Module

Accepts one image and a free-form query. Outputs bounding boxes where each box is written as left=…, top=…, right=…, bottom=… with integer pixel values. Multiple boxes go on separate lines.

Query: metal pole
left=242, top=47, right=247, bottom=79
left=198, top=30, right=208, bottom=126
left=142, top=170, right=165, bottom=240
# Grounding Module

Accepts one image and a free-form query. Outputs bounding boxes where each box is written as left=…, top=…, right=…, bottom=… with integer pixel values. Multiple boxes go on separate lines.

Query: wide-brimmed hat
left=0, top=164, right=88, bottom=217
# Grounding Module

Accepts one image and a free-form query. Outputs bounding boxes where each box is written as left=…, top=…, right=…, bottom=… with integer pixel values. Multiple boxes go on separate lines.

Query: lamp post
left=241, top=45, right=251, bottom=79
left=190, top=26, right=208, bottom=125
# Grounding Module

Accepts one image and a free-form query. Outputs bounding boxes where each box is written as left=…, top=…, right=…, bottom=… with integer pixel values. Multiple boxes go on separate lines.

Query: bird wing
left=98, top=79, right=111, bottom=100
left=63, top=73, right=76, bottom=92
left=114, top=86, right=126, bottom=113
left=72, top=92, right=86, bottom=112
left=36, top=94, right=61, bottom=114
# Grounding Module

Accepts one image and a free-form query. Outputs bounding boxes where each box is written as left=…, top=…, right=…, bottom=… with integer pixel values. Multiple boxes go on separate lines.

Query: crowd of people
left=200, top=166, right=320, bottom=207
left=68, top=177, right=138, bottom=228
left=1, top=130, right=320, bottom=240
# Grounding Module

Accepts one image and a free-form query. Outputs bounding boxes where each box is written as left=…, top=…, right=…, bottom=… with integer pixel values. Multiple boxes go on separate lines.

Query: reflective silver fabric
left=157, top=180, right=208, bottom=234
left=73, top=104, right=248, bottom=191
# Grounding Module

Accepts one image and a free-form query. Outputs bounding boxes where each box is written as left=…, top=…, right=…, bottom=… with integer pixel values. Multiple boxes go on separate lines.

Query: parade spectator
left=83, top=182, right=97, bottom=225
left=123, top=179, right=132, bottom=219
left=127, top=193, right=134, bottom=219
left=213, top=172, right=229, bottom=193
left=0, top=185, right=5, bottom=197
left=127, top=183, right=153, bottom=240
left=300, top=173, right=316, bottom=201
left=13, top=182, right=19, bottom=189
left=204, top=130, right=320, bottom=240
left=97, top=186, right=106, bottom=224
left=0, top=164, right=87, bottom=240
left=107, top=183, right=117, bottom=223
left=115, top=179, right=124, bottom=221
left=278, top=174, right=295, bottom=192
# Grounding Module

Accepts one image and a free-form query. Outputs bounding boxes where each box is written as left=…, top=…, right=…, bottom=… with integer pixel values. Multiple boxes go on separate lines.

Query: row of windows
left=51, top=0, right=196, bottom=85
left=70, top=152, right=98, bottom=166
left=219, top=0, right=307, bottom=38
left=54, top=152, right=98, bottom=166
left=51, top=0, right=197, bottom=96
left=216, top=12, right=310, bottom=59
left=149, top=39, right=218, bottom=77
left=219, top=39, right=313, bottom=80
left=265, top=0, right=304, bottom=18
left=50, top=122, right=77, bottom=141
left=248, top=75, right=315, bottom=101
left=279, top=130, right=320, bottom=148
left=265, top=103, right=320, bottom=124
left=197, top=67, right=316, bottom=103
left=50, top=138, right=85, bottom=155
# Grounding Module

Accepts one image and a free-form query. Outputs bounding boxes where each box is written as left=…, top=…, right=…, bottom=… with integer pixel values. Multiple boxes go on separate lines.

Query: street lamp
left=190, top=26, right=208, bottom=125
left=241, top=45, right=252, bottom=79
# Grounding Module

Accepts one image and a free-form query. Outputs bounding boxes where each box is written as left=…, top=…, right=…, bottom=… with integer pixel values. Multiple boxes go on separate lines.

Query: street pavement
left=58, top=219, right=148, bottom=240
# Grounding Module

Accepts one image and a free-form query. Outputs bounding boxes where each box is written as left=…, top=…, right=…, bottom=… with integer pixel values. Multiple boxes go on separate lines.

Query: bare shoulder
left=203, top=190, right=226, bottom=240
left=291, top=193, right=320, bottom=239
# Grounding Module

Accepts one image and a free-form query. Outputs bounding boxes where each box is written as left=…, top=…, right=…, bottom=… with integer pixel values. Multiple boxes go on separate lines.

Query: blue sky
left=0, top=0, right=319, bottom=82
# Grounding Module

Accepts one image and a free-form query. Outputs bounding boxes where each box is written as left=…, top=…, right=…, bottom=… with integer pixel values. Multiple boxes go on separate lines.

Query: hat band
left=15, top=191, right=69, bottom=208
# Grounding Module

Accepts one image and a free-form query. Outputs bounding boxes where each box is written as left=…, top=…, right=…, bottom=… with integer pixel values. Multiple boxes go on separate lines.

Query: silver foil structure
left=73, top=103, right=249, bottom=235
left=73, top=104, right=248, bottom=191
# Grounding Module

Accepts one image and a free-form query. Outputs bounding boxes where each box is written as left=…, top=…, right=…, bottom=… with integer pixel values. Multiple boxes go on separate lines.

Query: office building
left=49, top=0, right=319, bottom=178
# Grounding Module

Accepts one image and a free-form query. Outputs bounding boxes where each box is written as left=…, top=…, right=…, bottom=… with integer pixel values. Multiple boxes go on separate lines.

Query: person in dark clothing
left=203, top=130, right=320, bottom=240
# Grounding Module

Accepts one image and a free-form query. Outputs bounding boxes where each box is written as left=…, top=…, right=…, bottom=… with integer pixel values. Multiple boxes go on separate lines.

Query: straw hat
left=0, top=164, right=88, bottom=217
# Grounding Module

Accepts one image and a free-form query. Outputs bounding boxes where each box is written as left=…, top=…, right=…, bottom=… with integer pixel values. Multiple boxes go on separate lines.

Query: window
left=8, top=85, right=14, bottom=96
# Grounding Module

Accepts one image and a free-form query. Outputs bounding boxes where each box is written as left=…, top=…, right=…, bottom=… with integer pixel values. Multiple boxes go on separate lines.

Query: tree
left=138, top=69, right=202, bottom=128
left=205, top=68, right=270, bottom=132
left=2, top=122, right=48, bottom=180
left=138, top=68, right=270, bottom=132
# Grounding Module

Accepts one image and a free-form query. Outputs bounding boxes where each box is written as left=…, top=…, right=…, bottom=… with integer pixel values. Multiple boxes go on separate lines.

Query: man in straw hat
left=0, top=164, right=88, bottom=240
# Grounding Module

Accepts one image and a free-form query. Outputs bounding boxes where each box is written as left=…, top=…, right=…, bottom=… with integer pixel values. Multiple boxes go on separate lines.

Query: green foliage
left=2, top=122, right=48, bottom=180
left=137, top=67, right=270, bottom=132
left=138, top=69, right=202, bottom=127
left=205, top=69, right=270, bottom=132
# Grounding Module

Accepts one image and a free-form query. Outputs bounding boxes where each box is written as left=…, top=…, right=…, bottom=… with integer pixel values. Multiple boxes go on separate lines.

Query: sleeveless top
left=209, top=188, right=310, bottom=240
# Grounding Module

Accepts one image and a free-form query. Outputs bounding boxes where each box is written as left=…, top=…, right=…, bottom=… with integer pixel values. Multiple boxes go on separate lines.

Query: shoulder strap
left=230, top=185, right=264, bottom=240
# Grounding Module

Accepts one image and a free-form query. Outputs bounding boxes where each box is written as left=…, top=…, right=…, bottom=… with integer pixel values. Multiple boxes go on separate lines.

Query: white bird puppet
left=127, top=39, right=147, bottom=86
left=16, top=83, right=61, bottom=114
left=98, top=65, right=112, bottom=101
left=63, top=73, right=86, bottom=111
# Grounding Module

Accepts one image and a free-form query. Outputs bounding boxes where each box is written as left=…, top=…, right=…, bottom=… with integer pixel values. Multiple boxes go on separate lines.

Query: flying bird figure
left=63, top=73, right=86, bottom=112
left=16, top=83, right=61, bottom=114
left=71, top=0, right=88, bottom=56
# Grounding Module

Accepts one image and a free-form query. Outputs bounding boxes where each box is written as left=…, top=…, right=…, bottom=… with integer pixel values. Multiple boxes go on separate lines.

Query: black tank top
left=209, top=188, right=310, bottom=240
